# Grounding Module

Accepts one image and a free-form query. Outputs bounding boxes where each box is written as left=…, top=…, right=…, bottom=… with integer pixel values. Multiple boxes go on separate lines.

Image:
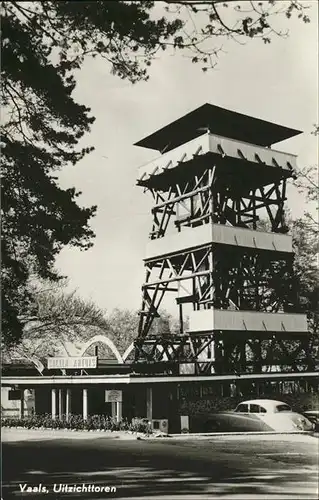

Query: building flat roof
left=2, top=371, right=317, bottom=386
left=134, top=103, right=302, bottom=152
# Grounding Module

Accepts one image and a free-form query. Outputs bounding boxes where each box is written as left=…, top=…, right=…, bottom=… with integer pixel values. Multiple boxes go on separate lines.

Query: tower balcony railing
left=137, top=132, right=298, bottom=185
left=189, top=309, right=308, bottom=335
left=144, top=223, right=293, bottom=261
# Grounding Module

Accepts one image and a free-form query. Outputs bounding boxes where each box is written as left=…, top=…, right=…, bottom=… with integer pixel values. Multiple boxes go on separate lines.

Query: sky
left=56, top=1, right=318, bottom=317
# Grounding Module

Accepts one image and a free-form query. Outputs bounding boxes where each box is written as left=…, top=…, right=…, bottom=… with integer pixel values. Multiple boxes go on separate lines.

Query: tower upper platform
left=135, top=103, right=302, bottom=153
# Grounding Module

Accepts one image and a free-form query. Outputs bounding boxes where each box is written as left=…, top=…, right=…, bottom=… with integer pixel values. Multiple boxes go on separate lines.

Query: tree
left=1, top=1, right=183, bottom=346
left=91, top=308, right=185, bottom=356
left=107, top=308, right=140, bottom=355
left=293, top=126, right=319, bottom=233
left=163, top=0, right=311, bottom=70
left=291, top=125, right=318, bottom=353
left=1, top=1, right=312, bottom=345
left=2, top=293, right=185, bottom=364
left=1, top=282, right=110, bottom=363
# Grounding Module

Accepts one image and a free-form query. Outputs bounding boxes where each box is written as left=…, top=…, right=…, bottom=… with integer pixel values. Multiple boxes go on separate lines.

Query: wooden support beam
left=152, top=185, right=211, bottom=212
left=143, top=269, right=211, bottom=288
left=176, top=294, right=197, bottom=305
left=145, top=285, right=178, bottom=292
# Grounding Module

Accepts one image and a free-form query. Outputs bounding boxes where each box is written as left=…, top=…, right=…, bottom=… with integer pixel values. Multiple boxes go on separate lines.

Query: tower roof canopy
left=134, top=103, right=302, bottom=152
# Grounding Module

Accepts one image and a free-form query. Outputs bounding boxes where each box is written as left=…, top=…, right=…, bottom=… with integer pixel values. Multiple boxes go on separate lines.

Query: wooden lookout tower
left=133, top=103, right=312, bottom=379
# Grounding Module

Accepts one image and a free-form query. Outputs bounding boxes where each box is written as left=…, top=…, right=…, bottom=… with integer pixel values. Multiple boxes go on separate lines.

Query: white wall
left=1, top=387, right=35, bottom=418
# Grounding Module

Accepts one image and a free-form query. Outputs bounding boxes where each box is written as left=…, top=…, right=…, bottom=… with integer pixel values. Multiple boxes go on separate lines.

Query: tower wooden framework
left=133, top=104, right=312, bottom=376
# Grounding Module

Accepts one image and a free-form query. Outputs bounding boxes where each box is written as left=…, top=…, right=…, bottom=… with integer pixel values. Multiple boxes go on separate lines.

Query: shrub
left=1, top=413, right=152, bottom=434
left=130, top=418, right=152, bottom=434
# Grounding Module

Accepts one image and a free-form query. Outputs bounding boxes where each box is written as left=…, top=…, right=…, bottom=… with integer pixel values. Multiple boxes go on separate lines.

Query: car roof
left=237, top=399, right=290, bottom=410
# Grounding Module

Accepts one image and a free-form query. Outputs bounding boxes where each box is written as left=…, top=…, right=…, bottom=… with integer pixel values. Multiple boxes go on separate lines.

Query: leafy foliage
left=291, top=219, right=318, bottom=308
left=244, top=210, right=318, bottom=369
left=2, top=284, right=187, bottom=362
left=76, top=308, right=186, bottom=359
left=1, top=283, right=110, bottom=362
left=107, top=308, right=140, bottom=354
left=290, top=217, right=319, bottom=366
left=290, top=125, right=319, bottom=361
left=164, top=0, right=311, bottom=70
left=293, top=126, right=318, bottom=233
left=1, top=413, right=152, bottom=433
left=1, top=1, right=183, bottom=345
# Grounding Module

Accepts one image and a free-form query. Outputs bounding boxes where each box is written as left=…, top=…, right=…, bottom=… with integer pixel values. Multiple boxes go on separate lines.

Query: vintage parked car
left=202, top=399, right=315, bottom=432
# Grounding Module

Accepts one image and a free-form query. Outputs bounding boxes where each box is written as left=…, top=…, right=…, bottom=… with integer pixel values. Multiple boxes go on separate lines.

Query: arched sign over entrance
left=122, top=342, right=134, bottom=363
left=78, top=335, right=124, bottom=364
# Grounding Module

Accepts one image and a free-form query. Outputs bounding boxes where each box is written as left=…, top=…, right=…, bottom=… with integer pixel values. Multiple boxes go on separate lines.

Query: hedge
left=1, top=414, right=152, bottom=433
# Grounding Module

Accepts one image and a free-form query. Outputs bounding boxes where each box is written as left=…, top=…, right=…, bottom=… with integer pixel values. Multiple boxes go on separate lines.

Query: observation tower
left=133, top=103, right=312, bottom=378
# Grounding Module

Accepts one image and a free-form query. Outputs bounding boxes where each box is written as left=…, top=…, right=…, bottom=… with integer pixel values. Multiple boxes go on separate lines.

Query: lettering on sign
left=47, top=357, right=97, bottom=369
left=105, top=390, right=122, bottom=403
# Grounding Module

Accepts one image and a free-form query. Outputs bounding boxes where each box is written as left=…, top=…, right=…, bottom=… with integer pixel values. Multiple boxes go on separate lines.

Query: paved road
left=2, top=432, right=318, bottom=499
